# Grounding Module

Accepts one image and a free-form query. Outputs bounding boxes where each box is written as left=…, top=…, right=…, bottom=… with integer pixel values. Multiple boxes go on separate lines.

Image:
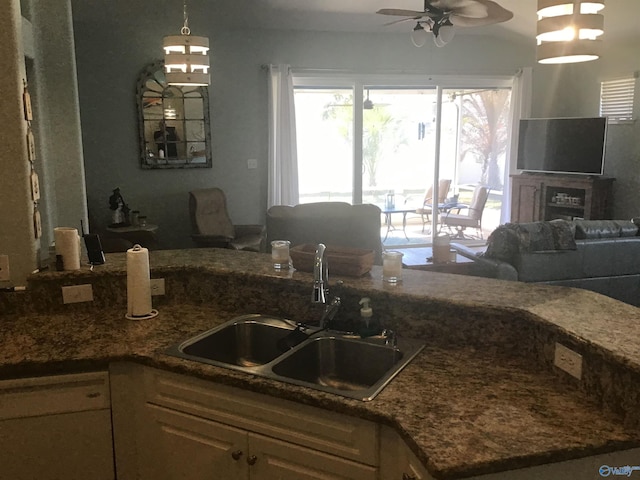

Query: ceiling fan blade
left=376, top=8, right=432, bottom=17
left=430, top=0, right=488, bottom=18
left=449, top=0, right=513, bottom=26
left=383, top=16, right=423, bottom=26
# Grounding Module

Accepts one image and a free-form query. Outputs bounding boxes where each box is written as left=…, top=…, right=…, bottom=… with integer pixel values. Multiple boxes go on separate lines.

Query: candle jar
left=271, top=240, right=291, bottom=270
left=382, top=251, right=403, bottom=283
left=433, top=233, right=451, bottom=264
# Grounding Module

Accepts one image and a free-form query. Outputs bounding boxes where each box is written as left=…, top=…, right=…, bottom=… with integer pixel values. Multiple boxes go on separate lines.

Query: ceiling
left=205, top=0, right=639, bottom=44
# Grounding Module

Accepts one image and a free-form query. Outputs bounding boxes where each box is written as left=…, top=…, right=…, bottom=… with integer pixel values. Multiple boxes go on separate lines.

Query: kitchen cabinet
left=379, top=426, right=433, bottom=480
left=0, top=371, right=114, bottom=480
left=142, top=403, right=377, bottom=479
left=120, top=364, right=379, bottom=479
left=510, top=174, right=614, bottom=223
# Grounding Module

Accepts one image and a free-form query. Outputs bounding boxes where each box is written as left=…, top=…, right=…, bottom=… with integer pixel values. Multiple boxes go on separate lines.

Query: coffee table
left=394, top=242, right=480, bottom=274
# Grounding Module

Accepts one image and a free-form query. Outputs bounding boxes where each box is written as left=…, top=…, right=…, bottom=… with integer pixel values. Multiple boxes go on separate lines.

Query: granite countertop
left=2, top=248, right=640, bottom=479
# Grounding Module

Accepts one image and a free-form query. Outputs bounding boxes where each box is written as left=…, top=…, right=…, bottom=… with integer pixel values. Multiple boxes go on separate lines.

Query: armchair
left=189, top=188, right=265, bottom=252
left=415, top=179, right=452, bottom=232
left=440, top=185, right=491, bottom=240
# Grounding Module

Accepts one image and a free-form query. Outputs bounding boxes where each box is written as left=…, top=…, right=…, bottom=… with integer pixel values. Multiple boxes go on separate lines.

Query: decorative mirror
left=137, top=61, right=212, bottom=169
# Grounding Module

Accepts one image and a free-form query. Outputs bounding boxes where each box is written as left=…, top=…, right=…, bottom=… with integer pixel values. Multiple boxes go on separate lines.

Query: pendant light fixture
left=536, top=0, right=605, bottom=64
left=163, top=0, right=210, bottom=86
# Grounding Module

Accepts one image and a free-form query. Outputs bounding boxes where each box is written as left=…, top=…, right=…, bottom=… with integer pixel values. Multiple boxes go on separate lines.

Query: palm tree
left=323, top=94, right=407, bottom=188
left=459, top=90, right=510, bottom=189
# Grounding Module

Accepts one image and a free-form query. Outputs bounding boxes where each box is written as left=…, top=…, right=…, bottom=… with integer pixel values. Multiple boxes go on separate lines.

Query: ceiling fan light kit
left=411, top=23, right=429, bottom=47
left=377, top=0, right=512, bottom=48
left=163, top=0, right=211, bottom=86
left=536, top=0, right=605, bottom=64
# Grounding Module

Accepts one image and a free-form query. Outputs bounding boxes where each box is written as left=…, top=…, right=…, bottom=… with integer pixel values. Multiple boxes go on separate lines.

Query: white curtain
left=267, top=64, right=299, bottom=207
left=501, top=67, right=532, bottom=224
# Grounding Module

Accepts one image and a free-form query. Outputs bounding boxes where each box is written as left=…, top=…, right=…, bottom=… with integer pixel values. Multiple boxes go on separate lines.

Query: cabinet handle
left=231, top=450, right=243, bottom=461
left=403, top=474, right=417, bottom=480
left=247, top=455, right=258, bottom=466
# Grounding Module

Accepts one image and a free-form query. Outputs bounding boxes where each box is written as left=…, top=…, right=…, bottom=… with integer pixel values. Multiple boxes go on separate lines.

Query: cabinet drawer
left=0, top=371, right=110, bottom=420
left=143, top=367, right=378, bottom=466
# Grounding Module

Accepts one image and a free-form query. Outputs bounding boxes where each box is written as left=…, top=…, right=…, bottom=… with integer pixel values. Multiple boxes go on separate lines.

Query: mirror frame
left=136, top=61, right=212, bottom=169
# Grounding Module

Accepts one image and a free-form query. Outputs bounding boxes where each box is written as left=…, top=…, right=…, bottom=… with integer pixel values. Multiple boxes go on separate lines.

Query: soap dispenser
left=358, top=297, right=380, bottom=338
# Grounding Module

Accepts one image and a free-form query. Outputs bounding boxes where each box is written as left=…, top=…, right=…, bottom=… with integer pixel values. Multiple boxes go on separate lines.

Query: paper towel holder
left=125, top=244, right=159, bottom=321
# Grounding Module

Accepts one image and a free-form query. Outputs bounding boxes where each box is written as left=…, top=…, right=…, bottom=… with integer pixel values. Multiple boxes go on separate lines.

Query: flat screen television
left=516, top=117, right=607, bottom=175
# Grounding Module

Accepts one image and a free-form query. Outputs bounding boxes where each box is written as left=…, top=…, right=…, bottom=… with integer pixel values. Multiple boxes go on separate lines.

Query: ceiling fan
left=376, top=0, right=513, bottom=47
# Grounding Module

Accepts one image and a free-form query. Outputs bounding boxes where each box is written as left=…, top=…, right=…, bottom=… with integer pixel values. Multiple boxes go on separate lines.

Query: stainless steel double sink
left=165, top=314, right=425, bottom=401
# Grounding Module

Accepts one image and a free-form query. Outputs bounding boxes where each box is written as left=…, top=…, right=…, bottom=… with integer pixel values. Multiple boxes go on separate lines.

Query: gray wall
left=0, top=0, right=86, bottom=286
left=71, top=0, right=639, bottom=250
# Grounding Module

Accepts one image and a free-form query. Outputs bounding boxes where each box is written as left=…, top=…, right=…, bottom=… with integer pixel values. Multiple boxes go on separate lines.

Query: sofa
left=456, top=219, right=640, bottom=306
left=266, top=202, right=383, bottom=264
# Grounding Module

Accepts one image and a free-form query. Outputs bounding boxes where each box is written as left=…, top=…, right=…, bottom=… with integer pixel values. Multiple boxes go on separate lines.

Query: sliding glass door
left=293, top=74, right=513, bottom=246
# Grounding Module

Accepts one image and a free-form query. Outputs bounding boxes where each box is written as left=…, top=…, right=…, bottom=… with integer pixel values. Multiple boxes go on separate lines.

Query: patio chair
left=415, top=179, right=452, bottom=232
left=440, top=185, right=491, bottom=240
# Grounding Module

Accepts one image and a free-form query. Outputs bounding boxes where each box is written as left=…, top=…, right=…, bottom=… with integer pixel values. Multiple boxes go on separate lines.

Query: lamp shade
left=163, top=34, right=210, bottom=86
left=536, top=0, right=604, bottom=64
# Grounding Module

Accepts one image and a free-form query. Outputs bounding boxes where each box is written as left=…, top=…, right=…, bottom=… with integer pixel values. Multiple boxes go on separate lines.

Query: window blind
left=600, top=74, right=637, bottom=124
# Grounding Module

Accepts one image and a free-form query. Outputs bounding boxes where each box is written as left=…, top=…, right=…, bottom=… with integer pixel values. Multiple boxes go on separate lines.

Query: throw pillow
left=549, top=219, right=577, bottom=250
left=484, top=225, right=520, bottom=263
left=512, top=222, right=555, bottom=252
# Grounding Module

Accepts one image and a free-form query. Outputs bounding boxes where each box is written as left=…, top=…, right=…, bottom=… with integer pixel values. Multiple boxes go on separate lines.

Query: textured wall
left=71, top=0, right=533, bottom=250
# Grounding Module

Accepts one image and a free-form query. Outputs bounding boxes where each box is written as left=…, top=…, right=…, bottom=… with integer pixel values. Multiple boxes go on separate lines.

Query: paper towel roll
left=54, top=227, right=81, bottom=271
left=126, top=244, right=156, bottom=319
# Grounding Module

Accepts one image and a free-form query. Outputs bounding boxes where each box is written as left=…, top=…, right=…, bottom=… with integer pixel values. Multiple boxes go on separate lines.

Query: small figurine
left=108, top=187, right=130, bottom=226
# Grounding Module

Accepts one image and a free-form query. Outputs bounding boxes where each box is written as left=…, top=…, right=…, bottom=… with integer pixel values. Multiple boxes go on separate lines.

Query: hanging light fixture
left=163, top=0, right=210, bottom=86
left=536, top=0, right=605, bottom=64
left=411, top=22, right=429, bottom=48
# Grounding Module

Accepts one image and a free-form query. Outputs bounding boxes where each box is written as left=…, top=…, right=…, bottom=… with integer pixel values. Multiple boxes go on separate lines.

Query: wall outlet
left=247, top=158, right=258, bottom=169
left=150, top=278, right=165, bottom=296
left=554, top=343, right=583, bottom=380
left=0, top=255, right=9, bottom=282
left=62, top=284, right=94, bottom=304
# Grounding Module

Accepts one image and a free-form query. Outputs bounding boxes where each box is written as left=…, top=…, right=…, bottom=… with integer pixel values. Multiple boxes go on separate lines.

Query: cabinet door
left=0, top=371, right=114, bottom=480
left=140, top=403, right=248, bottom=480
left=249, top=432, right=378, bottom=480
left=511, top=179, right=541, bottom=223
left=0, top=410, right=114, bottom=480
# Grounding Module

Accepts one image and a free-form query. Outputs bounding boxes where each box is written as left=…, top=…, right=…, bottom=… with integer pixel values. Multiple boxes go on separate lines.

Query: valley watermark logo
left=599, top=465, right=640, bottom=477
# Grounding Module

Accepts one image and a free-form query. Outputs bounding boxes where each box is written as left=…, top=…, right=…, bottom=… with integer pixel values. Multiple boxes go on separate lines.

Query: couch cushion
left=515, top=248, right=584, bottom=282
left=580, top=237, right=640, bottom=277
left=573, top=220, right=638, bottom=239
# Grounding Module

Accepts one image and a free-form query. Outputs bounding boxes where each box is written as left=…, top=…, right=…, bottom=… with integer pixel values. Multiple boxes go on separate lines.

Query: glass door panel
left=294, top=88, right=354, bottom=204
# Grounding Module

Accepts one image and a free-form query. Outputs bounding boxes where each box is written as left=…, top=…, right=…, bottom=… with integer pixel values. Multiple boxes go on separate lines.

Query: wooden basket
left=290, top=244, right=375, bottom=277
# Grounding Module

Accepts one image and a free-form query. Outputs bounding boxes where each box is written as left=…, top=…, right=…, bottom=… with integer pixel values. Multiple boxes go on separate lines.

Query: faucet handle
left=381, top=329, right=397, bottom=348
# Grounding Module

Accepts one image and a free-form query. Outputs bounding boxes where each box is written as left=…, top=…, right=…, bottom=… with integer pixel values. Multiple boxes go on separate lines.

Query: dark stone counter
left=1, top=248, right=639, bottom=479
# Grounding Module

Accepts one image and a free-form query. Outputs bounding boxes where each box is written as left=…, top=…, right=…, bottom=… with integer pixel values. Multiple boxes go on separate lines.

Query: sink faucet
left=312, top=243, right=341, bottom=329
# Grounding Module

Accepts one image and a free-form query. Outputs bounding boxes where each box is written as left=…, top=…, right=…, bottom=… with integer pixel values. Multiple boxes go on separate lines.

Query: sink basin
left=165, top=315, right=425, bottom=401
left=167, top=314, right=297, bottom=369
left=272, top=336, right=409, bottom=399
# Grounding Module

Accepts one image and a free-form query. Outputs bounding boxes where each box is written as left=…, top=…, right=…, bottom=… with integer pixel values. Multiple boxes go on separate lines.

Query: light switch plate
left=150, top=278, right=165, bottom=296
left=247, top=158, right=258, bottom=169
left=62, top=284, right=94, bottom=304
left=554, top=343, right=583, bottom=380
